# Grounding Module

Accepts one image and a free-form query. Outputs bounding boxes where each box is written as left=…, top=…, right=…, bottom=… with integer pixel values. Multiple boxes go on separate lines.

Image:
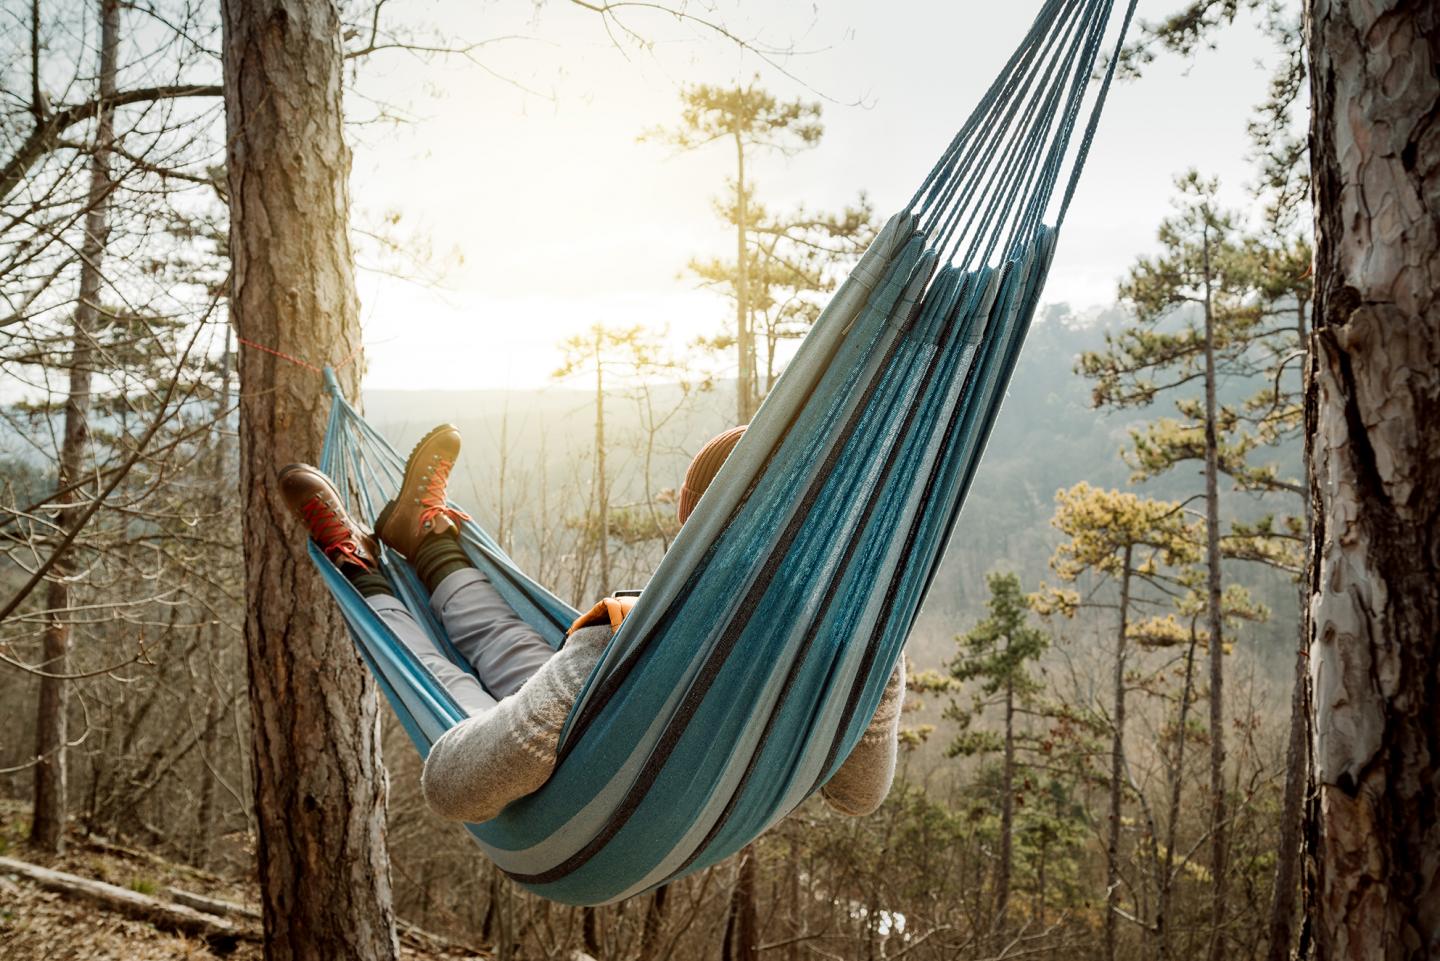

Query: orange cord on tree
left=235, top=335, right=364, bottom=374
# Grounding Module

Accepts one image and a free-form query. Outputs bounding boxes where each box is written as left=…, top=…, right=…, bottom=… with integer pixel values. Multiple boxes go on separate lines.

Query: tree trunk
left=594, top=339, right=610, bottom=595
left=1104, top=556, right=1132, bottom=961
left=1304, top=2, right=1440, bottom=958
left=0, top=855, right=253, bottom=948
left=192, top=331, right=234, bottom=867
left=1264, top=617, right=1310, bottom=961
left=582, top=905, right=602, bottom=958
left=638, top=884, right=669, bottom=961
left=1200, top=222, right=1230, bottom=961
left=996, top=670, right=1014, bottom=942
left=1265, top=300, right=1312, bottom=961
left=220, top=0, right=398, bottom=957
left=786, top=833, right=801, bottom=961
left=724, top=845, right=759, bottom=961
left=30, top=0, right=119, bottom=854
left=1158, top=625, right=1201, bottom=961
left=734, top=130, right=753, bottom=423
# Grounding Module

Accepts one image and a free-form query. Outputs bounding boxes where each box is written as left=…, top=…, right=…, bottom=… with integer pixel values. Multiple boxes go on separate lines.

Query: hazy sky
left=348, top=0, right=1295, bottom=392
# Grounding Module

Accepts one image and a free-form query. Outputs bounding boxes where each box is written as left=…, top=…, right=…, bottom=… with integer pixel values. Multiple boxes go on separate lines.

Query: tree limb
left=0, top=84, right=222, bottom=204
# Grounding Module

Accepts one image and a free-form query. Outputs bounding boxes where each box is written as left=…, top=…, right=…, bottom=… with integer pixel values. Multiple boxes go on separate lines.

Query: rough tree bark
left=221, top=0, right=398, bottom=958
left=30, top=0, right=118, bottom=854
left=1304, top=2, right=1440, bottom=959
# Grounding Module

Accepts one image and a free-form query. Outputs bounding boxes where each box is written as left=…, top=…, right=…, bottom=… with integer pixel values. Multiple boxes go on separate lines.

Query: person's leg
left=277, top=463, right=498, bottom=716
left=365, top=590, right=498, bottom=716
left=378, top=425, right=557, bottom=700
left=431, top=567, right=554, bottom=699
left=410, top=532, right=554, bottom=699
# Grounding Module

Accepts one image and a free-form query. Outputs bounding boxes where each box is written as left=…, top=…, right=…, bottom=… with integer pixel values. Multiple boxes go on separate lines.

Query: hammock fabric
left=312, top=0, right=1138, bottom=907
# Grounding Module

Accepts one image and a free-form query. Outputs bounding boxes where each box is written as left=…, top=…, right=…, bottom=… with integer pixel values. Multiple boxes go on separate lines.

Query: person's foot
left=278, top=464, right=380, bottom=574
left=375, top=424, right=470, bottom=562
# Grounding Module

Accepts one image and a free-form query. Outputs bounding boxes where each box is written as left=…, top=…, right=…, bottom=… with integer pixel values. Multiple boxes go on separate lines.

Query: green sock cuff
left=348, top=570, right=393, bottom=598
left=414, top=531, right=472, bottom=594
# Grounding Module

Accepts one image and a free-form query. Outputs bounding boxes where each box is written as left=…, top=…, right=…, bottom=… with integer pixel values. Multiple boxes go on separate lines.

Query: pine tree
left=688, top=197, right=877, bottom=396
left=1035, top=483, right=1201, bottom=961
left=945, top=571, right=1048, bottom=941
left=1118, top=10, right=1314, bottom=953
left=221, top=0, right=397, bottom=955
left=27, top=0, right=119, bottom=854
left=1078, top=171, right=1283, bottom=955
left=646, top=82, right=873, bottom=420
left=553, top=323, right=701, bottom=598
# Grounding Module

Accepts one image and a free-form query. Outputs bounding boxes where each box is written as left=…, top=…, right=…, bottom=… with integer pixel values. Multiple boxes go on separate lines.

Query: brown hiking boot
left=278, top=464, right=380, bottom=573
left=375, top=424, right=470, bottom=562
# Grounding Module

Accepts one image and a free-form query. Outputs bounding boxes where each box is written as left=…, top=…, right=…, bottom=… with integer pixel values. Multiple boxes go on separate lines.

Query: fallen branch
left=160, top=879, right=487, bottom=958
left=0, top=855, right=256, bottom=952
left=164, top=885, right=260, bottom=922
left=80, top=832, right=226, bottom=884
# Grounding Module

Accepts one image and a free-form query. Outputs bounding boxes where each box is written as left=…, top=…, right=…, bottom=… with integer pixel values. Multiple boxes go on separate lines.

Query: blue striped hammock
left=312, top=0, right=1137, bottom=906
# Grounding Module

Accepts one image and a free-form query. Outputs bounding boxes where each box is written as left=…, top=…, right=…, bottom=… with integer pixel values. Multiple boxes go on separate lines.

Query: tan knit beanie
left=677, top=425, right=747, bottom=524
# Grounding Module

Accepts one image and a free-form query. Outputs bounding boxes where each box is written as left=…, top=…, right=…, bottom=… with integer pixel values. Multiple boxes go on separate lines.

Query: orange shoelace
left=418, top=458, right=471, bottom=528
left=301, top=496, right=371, bottom=569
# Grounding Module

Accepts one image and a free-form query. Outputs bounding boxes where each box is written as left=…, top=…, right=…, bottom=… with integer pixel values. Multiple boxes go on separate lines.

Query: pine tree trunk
left=1198, top=221, right=1232, bottom=961
left=191, top=333, right=234, bottom=868
left=786, top=833, right=801, bottom=961
left=1265, top=301, right=1312, bottom=961
left=638, top=884, right=668, bottom=961
left=1158, top=627, right=1201, bottom=961
left=582, top=905, right=601, bottom=958
left=1304, top=2, right=1440, bottom=958
left=734, top=131, right=753, bottom=423
left=1200, top=223, right=1230, bottom=961
left=1104, top=555, right=1132, bottom=961
left=220, top=0, right=397, bottom=957
left=30, top=0, right=119, bottom=854
left=996, top=672, right=1014, bottom=941
left=1264, top=617, right=1309, bottom=961
left=594, top=341, right=610, bottom=595
left=724, top=845, right=759, bottom=961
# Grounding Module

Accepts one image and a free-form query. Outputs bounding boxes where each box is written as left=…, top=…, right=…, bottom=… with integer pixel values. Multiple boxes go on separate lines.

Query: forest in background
left=358, top=306, right=1303, bottom=671
left=1, top=0, right=1435, bottom=959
